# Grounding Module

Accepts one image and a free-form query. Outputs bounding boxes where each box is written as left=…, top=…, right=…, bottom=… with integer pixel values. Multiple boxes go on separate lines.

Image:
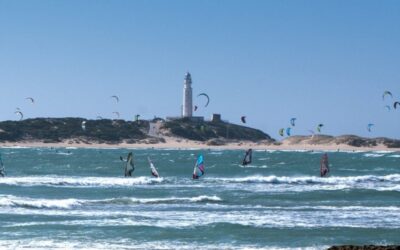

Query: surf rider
left=0, top=153, right=5, bottom=177
left=120, top=152, right=135, bottom=177
left=320, top=153, right=329, bottom=177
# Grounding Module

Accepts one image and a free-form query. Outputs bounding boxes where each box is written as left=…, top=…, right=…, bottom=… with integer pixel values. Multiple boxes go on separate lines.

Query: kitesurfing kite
left=286, top=127, right=291, bottom=136
left=0, top=153, right=5, bottom=177
left=192, top=155, right=205, bottom=179
left=14, top=111, right=23, bottom=121
left=367, top=123, right=374, bottom=132
left=112, top=112, right=120, bottom=119
left=110, top=95, right=119, bottom=103
left=147, top=157, right=160, bottom=178
left=317, top=124, right=324, bottom=133
left=394, top=102, right=400, bottom=109
left=197, top=93, right=210, bottom=107
left=279, top=128, right=284, bottom=137
left=81, top=121, right=86, bottom=131
left=120, top=152, right=134, bottom=177
left=382, top=91, right=393, bottom=100
left=242, top=149, right=252, bottom=166
left=26, top=97, right=35, bottom=104
left=241, top=116, right=246, bottom=124
left=194, top=105, right=198, bottom=112
left=385, top=105, right=391, bottom=111
left=290, top=118, right=296, bottom=127
left=320, top=153, right=329, bottom=177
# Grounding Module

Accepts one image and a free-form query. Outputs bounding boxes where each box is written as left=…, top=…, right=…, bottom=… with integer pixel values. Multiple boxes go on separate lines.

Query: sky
left=0, top=0, right=399, bottom=139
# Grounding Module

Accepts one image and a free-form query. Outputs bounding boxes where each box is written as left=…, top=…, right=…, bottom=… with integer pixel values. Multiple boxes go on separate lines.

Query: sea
left=0, top=147, right=399, bottom=249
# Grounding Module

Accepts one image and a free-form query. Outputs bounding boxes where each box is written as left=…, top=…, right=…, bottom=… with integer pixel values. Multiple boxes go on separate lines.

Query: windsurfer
left=120, top=152, right=134, bottom=177
left=0, top=154, right=4, bottom=177
left=320, top=153, right=329, bottom=177
left=242, top=149, right=252, bottom=166
left=192, top=155, right=204, bottom=179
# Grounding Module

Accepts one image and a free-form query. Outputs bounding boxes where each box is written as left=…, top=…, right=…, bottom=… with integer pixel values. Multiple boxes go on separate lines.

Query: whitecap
left=0, top=194, right=222, bottom=209
left=364, top=153, right=384, bottom=158
left=0, top=176, right=164, bottom=188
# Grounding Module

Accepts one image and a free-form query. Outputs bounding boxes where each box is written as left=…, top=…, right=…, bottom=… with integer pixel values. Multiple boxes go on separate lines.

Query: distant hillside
left=0, top=117, right=274, bottom=144
left=0, top=118, right=149, bottom=144
left=282, top=134, right=400, bottom=148
left=159, top=118, right=274, bottom=143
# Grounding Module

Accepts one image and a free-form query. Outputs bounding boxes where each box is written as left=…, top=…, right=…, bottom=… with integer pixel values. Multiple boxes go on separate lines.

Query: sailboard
left=242, top=149, right=252, bottom=166
left=147, top=157, right=160, bottom=178
left=0, top=153, right=5, bottom=177
left=120, top=152, right=135, bottom=177
left=320, top=153, right=329, bottom=177
left=192, top=155, right=205, bottom=179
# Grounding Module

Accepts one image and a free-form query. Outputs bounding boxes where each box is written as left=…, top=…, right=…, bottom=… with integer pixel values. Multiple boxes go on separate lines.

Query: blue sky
left=0, top=0, right=399, bottom=139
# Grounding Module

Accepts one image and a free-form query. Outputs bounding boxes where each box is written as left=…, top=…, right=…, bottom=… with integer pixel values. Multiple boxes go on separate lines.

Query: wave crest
left=0, top=176, right=163, bottom=187
left=210, top=174, right=400, bottom=185
left=0, top=195, right=222, bottom=209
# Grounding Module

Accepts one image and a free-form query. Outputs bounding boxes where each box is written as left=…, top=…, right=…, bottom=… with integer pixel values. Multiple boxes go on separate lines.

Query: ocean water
left=0, top=147, right=399, bottom=249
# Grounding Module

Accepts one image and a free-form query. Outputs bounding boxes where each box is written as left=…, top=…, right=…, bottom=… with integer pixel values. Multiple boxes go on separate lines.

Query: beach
left=1, top=136, right=399, bottom=152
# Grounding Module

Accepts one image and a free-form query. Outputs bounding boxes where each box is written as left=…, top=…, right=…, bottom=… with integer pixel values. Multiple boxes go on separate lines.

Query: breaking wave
left=209, top=174, right=400, bottom=185
left=0, top=195, right=222, bottom=209
left=0, top=176, right=164, bottom=187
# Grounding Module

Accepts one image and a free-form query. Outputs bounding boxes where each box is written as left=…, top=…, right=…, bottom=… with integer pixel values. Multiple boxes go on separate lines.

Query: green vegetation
left=0, top=118, right=148, bottom=143
left=0, top=117, right=274, bottom=143
left=161, top=118, right=273, bottom=142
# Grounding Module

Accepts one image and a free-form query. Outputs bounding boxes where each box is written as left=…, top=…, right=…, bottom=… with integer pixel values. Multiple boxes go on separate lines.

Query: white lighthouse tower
left=182, top=72, right=193, bottom=117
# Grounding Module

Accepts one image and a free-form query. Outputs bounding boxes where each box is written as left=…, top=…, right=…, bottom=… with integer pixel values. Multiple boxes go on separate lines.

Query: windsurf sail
left=242, top=149, right=252, bottom=166
left=192, top=154, right=205, bottom=179
left=320, top=153, right=329, bottom=177
left=147, top=157, right=160, bottom=178
left=120, top=152, right=134, bottom=177
left=0, top=153, right=5, bottom=177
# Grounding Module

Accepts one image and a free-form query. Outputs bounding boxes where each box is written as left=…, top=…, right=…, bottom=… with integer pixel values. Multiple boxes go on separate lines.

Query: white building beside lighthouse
left=182, top=72, right=193, bottom=117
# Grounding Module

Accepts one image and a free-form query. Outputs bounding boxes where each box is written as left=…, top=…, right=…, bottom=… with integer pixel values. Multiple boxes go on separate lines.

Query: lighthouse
left=182, top=72, right=193, bottom=117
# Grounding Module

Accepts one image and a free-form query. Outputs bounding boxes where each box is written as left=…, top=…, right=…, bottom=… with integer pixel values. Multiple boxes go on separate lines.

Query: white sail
left=148, top=157, right=160, bottom=178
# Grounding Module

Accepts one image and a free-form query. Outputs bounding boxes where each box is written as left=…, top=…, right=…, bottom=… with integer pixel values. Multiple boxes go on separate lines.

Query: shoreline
left=1, top=139, right=400, bottom=152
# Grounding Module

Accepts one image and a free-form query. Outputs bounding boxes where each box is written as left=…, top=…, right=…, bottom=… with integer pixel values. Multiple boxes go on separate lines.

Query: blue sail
left=193, top=155, right=204, bottom=179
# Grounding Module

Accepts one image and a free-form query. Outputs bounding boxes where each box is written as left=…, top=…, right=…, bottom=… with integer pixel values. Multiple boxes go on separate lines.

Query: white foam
left=0, top=238, right=317, bottom=250
left=373, top=150, right=394, bottom=154
left=0, top=176, right=164, bottom=187
left=208, top=152, right=223, bottom=155
left=99, top=195, right=222, bottom=205
left=376, top=185, right=400, bottom=192
left=56, top=152, right=73, bottom=155
left=0, top=146, right=30, bottom=149
left=0, top=195, right=222, bottom=209
left=0, top=195, right=80, bottom=209
left=364, top=153, right=384, bottom=158
left=239, top=164, right=268, bottom=169
left=2, top=206, right=399, bottom=229
left=209, top=174, right=400, bottom=185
